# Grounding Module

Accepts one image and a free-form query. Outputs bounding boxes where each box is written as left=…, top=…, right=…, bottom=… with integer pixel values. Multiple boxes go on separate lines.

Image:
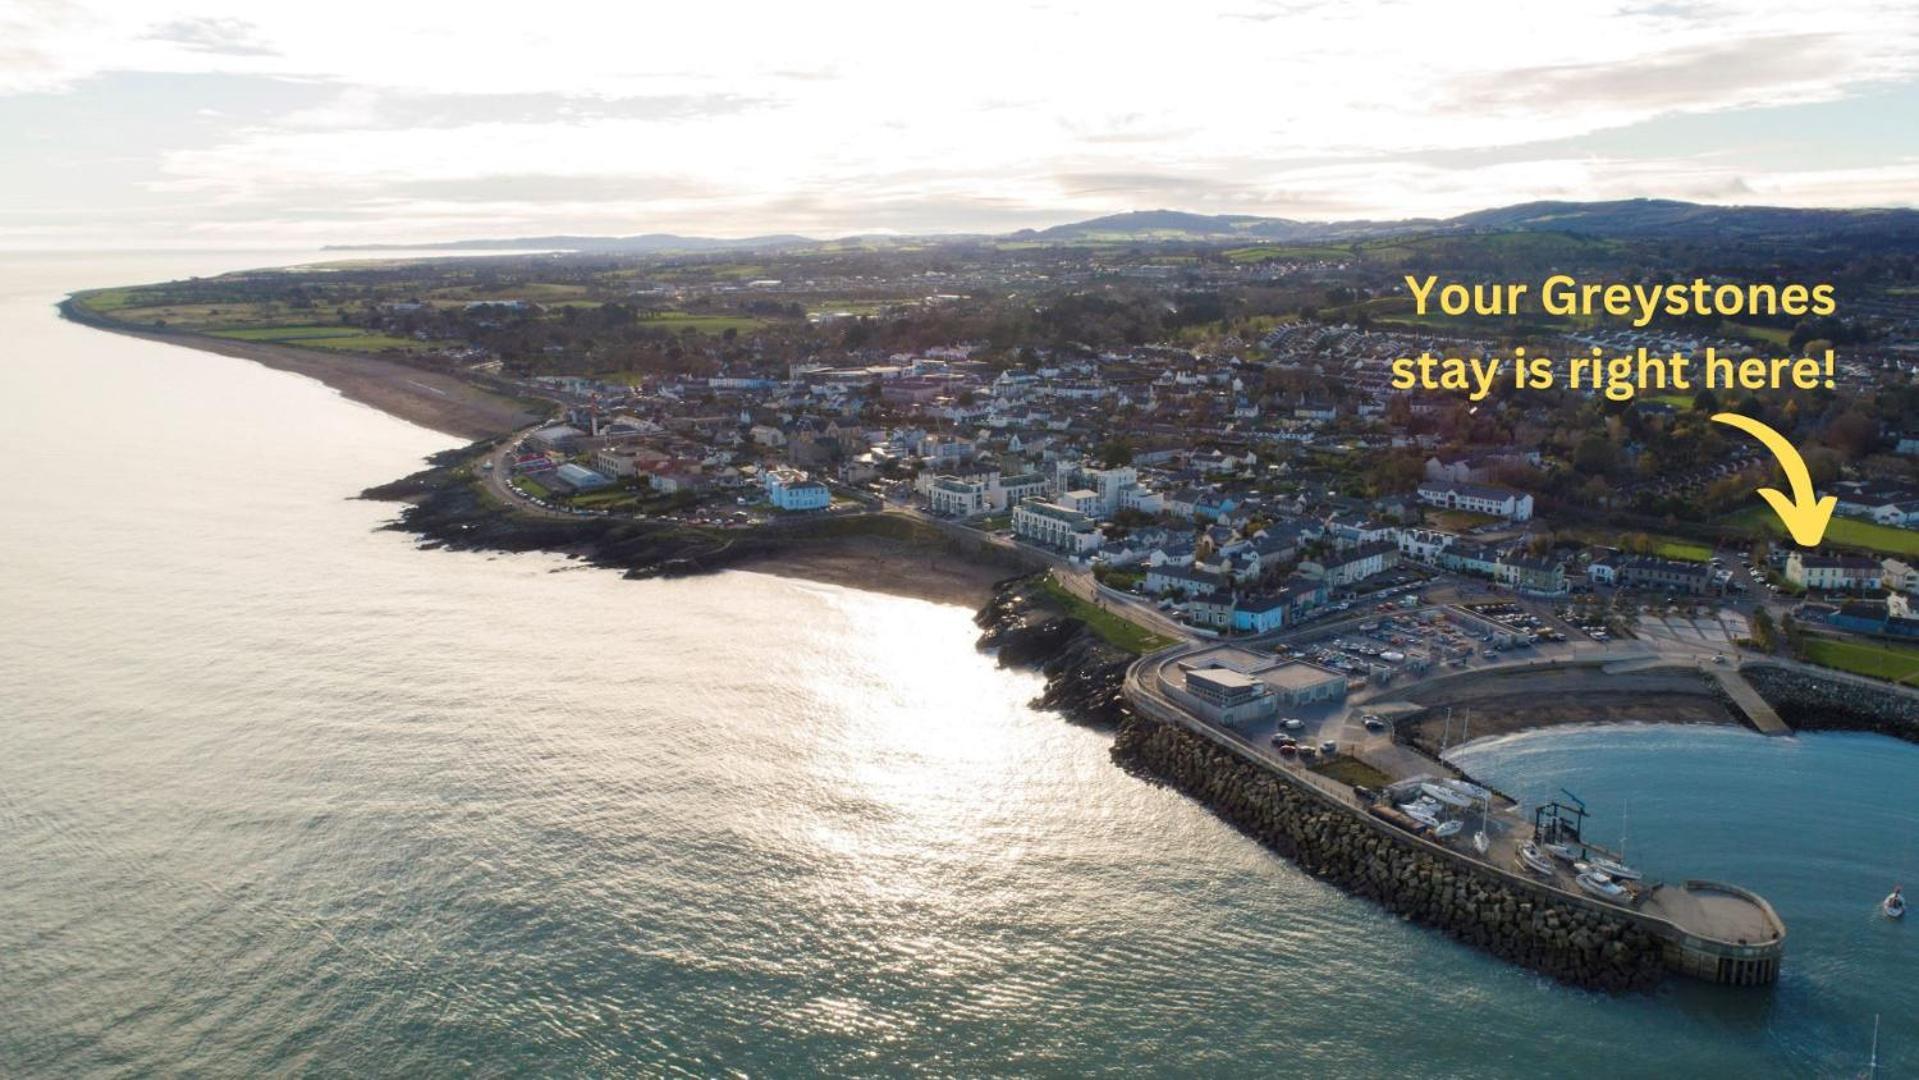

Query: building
left=1011, top=499, right=1102, bottom=554
left=1145, top=564, right=1225, bottom=598
left=1231, top=593, right=1288, bottom=634
left=1416, top=480, right=1534, bottom=521
left=765, top=469, right=830, bottom=511
left=527, top=424, right=586, bottom=454
left=1616, top=557, right=1715, bottom=595
left=929, top=475, right=991, bottom=517
left=1495, top=553, right=1568, bottom=595
left=1299, top=541, right=1398, bottom=588
left=543, top=462, right=613, bottom=494
left=1786, top=552, right=1882, bottom=592
left=1181, top=667, right=1276, bottom=725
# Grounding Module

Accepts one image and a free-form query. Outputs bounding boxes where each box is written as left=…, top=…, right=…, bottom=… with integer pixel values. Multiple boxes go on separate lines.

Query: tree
left=1691, top=388, right=1718, bottom=413
left=1097, top=439, right=1135, bottom=468
left=1750, top=607, right=1777, bottom=652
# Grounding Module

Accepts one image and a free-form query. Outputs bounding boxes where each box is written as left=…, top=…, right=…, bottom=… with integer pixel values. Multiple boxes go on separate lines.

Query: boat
left=1543, top=842, right=1580, bottom=862
left=1885, top=886, right=1906, bottom=920
left=1517, top=843, right=1556, bottom=876
left=1419, top=782, right=1473, bottom=809
left=1587, top=856, right=1642, bottom=882
left=1399, top=802, right=1441, bottom=828
left=1576, top=870, right=1630, bottom=903
left=1433, top=820, right=1463, bottom=838
left=1444, top=778, right=1491, bottom=802
left=1472, top=831, right=1490, bottom=855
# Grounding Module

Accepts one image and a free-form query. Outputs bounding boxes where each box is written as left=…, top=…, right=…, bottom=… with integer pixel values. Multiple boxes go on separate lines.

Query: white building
left=765, top=469, right=830, bottom=511
left=1416, top=480, right=1534, bottom=521
left=1012, top=499, right=1103, bottom=554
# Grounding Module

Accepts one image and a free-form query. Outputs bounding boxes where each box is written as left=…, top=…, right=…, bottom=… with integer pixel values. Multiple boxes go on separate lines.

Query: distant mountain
left=329, top=199, right=1919, bottom=253
left=330, top=233, right=822, bottom=254
left=1009, top=208, right=1434, bottom=243
left=1447, top=198, right=1919, bottom=241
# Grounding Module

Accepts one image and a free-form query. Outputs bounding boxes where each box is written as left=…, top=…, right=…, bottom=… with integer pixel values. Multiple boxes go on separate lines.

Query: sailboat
left=1588, top=798, right=1642, bottom=881
left=1516, top=842, right=1556, bottom=876
left=1471, top=794, right=1490, bottom=855
left=1576, top=869, right=1630, bottom=903
left=1884, top=885, right=1905, bottom=920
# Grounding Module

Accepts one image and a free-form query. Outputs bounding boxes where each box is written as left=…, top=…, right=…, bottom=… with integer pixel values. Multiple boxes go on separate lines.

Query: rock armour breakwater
left=1109, top=715, right=1669, bottom=992
left=1742, top=664, right=1919, bottom=744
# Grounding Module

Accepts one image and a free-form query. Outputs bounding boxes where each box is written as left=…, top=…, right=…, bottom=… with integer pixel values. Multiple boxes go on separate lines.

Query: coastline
left=58, top=299, right=543, bottom=441
left=1394, top=667, right=1739, bottom=755
left=61, top=300, right=1022, bottom=608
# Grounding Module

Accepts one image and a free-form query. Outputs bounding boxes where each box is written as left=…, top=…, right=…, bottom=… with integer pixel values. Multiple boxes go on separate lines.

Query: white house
left=1416, top=480, right=1534, bottom=522
left=765, top=469, right=830, bottom=511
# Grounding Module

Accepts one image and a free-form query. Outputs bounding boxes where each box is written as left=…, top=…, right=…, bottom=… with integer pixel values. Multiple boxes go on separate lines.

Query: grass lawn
left=1728, top=507, right=1919, bottom=558
left=1800, top=639, right=1919, bottom=684
left=1652, top=539, right=1714, bottom=562
left=1428, top=509, right=1501, bottom=531
left=208, top=325, right=428, bottom=352
left=1311, top=756, right=1395, bottom=789
left=1038, top=574, right=1174, bottom=655
left=514, top=476, right=552, bottom=499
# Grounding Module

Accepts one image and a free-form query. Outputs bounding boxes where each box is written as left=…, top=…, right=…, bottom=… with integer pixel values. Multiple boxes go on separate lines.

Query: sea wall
left=1743, top=664, right=1919, bottom=744
left=1109, top=714, right=1668, bottom=992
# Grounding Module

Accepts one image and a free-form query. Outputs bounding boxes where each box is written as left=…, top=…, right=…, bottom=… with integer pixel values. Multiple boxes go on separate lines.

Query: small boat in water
left=1577, top=870, right=1630, bottom=903
left=1517, top=842, right=1556, bottom=877
left=1420, top=782, right=1473, bottom=809
left=1885, top=886, right=1906, bottom=920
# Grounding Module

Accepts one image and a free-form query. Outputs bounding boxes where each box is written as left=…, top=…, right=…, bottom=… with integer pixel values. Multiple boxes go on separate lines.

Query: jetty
left=1123, top=641, right=1787, bottom=989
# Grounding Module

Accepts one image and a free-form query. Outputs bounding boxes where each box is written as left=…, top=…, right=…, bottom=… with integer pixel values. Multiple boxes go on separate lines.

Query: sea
left=1, top=251, right=1913, bottom=1078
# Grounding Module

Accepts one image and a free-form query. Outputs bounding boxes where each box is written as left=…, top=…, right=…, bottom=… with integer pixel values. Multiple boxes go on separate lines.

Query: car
left=1363, top=716, right=1387, bottom=732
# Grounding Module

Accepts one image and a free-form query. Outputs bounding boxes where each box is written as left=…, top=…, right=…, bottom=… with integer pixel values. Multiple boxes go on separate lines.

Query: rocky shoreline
left=360, top=442, right=1036, bottom=597
left=973, top=577, right=1138, bottom=728
left=1740, top=664, right=1919, bottom=744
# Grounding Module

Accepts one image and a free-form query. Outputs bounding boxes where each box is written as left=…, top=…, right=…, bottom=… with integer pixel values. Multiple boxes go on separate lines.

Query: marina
left=1127, top=631, right=1791, bottom=988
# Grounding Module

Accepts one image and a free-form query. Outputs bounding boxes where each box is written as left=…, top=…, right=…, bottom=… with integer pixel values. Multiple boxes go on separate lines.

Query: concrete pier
left=1713, top=667, right=1793, bottom=736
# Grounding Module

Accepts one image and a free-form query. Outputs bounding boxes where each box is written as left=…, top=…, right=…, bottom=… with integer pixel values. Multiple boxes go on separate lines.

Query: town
left=69, top=212, right=1919, bottom=688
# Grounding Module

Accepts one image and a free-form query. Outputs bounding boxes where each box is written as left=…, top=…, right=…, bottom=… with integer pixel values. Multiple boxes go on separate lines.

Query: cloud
left=141, top=16, right=277, bottom=56
left=1, top=0, right=1917, bottom=245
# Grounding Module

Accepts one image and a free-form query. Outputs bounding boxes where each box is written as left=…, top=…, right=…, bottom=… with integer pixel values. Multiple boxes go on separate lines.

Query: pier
left=1123, top=640, right=1787, bottom=989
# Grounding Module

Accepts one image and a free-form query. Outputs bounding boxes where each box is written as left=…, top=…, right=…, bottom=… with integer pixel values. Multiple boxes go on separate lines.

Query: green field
left=1038, top=574, right=1175, bottom=655
left=1801, top=639, right=1919, bottom=684
left=635, top=313, right=766, bottom=334
left=1728, top=508, right=1919, bottom=558
left=207, top=325, right=427, bottom=352
left=1653, top=539, right=1714, bottom=562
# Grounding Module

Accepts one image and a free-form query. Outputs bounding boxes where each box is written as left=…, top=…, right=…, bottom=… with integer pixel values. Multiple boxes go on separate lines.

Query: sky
left=2, top=0, right=1917, bottom=248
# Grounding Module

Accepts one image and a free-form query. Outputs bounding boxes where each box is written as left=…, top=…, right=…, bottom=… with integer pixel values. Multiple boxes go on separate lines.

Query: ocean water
left=0, top=251, right=1912, bottom=1078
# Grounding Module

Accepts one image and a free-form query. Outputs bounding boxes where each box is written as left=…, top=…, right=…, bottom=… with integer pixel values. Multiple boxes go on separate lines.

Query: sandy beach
left=1398, top=667, right=1738, bottom=755
left=745, top=536, right=1016, bottom=607
left=62, top=306, right=541, bottom=441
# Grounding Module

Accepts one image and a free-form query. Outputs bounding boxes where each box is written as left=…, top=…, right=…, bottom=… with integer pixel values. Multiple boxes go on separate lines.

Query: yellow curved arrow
left=1711, top=412, right=1835, bottom=547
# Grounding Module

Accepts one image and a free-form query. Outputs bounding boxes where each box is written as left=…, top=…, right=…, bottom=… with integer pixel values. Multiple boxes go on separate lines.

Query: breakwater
left=1110, top=715, right=1670, bottom=992
left=1742, top=664, right=1919, bottom=744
